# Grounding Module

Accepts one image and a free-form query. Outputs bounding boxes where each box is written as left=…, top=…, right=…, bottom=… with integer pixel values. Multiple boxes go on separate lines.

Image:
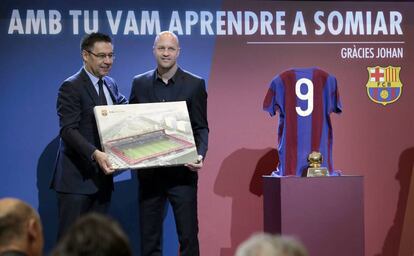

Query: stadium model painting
left=94, top=101, right=198, bottom=170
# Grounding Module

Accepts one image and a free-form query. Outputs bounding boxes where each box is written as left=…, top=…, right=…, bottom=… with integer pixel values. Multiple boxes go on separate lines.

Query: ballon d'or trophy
left=304, top=151, right=329, bottom=177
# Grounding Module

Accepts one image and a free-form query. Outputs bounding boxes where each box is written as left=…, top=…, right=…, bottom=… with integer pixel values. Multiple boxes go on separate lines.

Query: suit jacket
left=129, top=67, right=209, bottom=158
left=51, top=68, right=127, bottom=194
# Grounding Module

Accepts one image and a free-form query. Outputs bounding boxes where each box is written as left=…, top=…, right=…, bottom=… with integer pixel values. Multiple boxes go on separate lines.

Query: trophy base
left=304, top=167, right=329, bottom=177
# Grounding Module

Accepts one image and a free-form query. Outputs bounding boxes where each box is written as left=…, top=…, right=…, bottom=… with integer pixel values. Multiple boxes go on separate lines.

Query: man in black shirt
left=129, top=31, right=209, bottom=256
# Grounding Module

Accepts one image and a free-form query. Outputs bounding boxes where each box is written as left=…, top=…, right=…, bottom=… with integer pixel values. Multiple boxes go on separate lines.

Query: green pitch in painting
left=94, top=102, right=198, bottom=170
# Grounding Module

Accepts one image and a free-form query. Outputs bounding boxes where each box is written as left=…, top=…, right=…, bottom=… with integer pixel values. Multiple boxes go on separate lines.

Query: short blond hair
left=235, top=233, right=308, bottom=256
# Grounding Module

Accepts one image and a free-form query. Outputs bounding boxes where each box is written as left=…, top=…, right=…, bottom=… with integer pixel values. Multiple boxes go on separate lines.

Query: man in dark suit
left=129, top=31, right=209, bottom=256
left=51, top=32, right=127, bottom=239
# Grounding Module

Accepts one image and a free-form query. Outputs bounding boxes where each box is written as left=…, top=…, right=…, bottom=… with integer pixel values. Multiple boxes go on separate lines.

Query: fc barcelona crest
left=366, top=66, right=402, bottom=106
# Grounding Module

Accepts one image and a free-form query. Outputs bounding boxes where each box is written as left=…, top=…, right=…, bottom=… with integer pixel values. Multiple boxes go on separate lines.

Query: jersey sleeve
left=263, top=76, right=283, bottom=116
left=327, top=75, right=342, bottom=114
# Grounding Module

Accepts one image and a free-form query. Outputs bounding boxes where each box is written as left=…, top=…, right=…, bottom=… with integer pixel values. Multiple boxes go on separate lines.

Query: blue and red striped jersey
left=263, top=67, right=342, bottom=176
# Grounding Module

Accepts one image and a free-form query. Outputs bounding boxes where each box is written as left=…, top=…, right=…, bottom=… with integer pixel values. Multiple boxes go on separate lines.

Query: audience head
left=51, top=213, right=132, bottom=256
left=0, top=198, right=44, bottom=256
left=235, top=232, right=308, bottom=256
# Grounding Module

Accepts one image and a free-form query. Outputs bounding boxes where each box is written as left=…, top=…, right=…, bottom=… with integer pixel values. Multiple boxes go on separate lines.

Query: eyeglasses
left=86, top=50, right=115, bottom=60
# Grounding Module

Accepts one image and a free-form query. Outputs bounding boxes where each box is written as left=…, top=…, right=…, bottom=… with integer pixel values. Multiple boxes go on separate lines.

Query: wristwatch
left=196, top=155, right=203, bottom=164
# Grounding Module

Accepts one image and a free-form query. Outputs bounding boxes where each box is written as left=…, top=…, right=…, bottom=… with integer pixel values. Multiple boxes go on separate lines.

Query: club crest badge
left=366, top=66, right=402, bottom=106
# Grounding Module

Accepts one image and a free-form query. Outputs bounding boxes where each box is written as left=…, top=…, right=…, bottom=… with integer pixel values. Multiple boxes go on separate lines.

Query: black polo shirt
left=153, top=70, right=177, bottom=102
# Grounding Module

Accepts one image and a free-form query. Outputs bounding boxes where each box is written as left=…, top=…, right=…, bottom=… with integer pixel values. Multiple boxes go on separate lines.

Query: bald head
left=0, top=198, right=43, bottom=256
left=153, top=31, right=179, bottom=48
left=0, top=198, right=36, bottom=214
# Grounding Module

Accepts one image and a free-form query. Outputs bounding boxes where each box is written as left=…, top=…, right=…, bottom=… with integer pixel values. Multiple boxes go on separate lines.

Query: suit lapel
left=80, top=68, right=100, bottom=105
left=170, top=68, right=185, bottom=101
left=103, top=78, right=117, bottom=103
left=149, top=70, right=159, bottom=102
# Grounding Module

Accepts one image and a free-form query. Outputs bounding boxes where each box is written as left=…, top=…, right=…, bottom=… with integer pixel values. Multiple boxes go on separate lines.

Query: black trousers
left=138, top=167, right=199, bottom=256
left=56, top=190, right=111, bottom=240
